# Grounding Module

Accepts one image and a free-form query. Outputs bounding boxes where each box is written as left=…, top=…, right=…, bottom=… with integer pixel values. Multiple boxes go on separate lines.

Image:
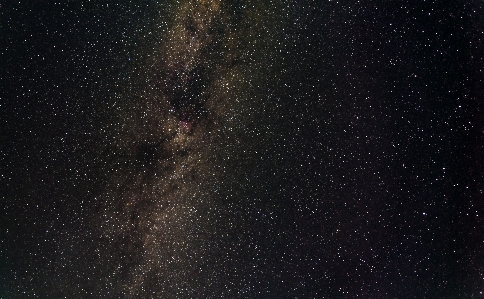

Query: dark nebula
left=2, top=0, right=484, bottom=298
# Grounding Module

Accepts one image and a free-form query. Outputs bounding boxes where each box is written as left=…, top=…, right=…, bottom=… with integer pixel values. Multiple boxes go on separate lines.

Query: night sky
left=2, top=1, right=484, bottom=298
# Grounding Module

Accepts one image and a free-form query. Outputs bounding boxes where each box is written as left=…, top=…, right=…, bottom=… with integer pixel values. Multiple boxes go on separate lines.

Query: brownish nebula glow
left=90, top=0, right=286, bottom=296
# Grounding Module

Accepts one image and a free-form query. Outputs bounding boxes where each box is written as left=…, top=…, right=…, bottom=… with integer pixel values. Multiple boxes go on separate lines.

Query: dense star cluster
left=2, top=0, right=484, bottom=298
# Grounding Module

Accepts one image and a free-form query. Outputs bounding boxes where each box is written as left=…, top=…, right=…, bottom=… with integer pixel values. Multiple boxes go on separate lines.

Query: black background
left=2, top=1, right=484, bottom=298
